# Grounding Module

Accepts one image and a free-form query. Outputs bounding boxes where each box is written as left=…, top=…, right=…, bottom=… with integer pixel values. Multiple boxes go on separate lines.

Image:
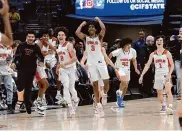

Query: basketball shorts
left=154, top=73, right=171, bottom=90
left=88, top=65, right=109, bottom=82
left=35, top=66, right=47, bottom=81
left=117, top=68, right=130, bottom=81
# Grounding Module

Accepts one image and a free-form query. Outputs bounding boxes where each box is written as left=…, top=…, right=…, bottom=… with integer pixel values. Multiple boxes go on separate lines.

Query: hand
left=170, top=35, right=175, bottom=41
left=82, top=21, right=87, bottom=27
left=135, top=69, right=140, bottom=75
left=60, top=63, right=65, bottom=68
left=94, top=17, right=100, bottom=22
left=139, top=76, right=143, bottom=84
left=84, top=65, right=88, bottom=70
left=166, top=74, right=171, bottom=83
left=0, top=0, right=9, bottom=16
left=38, top=62, right=44, bottom=67
left=10, top=63, right=16, bottom=70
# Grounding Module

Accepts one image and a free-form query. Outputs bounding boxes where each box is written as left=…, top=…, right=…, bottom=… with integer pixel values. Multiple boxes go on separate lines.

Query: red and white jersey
left=41, top=43, right=49, bottom=54
left=112, top=48, right=136, bottom=70
left=153, top=50, right=169, bottom=75
left=56, top=42, right=75, bottom=68
left=0, top=43, right=13, bottom=65
left=85, top=36, right=106, bottom=66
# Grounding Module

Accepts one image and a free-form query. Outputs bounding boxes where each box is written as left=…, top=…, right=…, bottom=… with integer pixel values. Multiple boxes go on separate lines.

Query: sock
left=43, top=94, right=46, bottom=99
left=37, top=97, right=42, bottom=101
left=57, top=90, right=61, bottom=96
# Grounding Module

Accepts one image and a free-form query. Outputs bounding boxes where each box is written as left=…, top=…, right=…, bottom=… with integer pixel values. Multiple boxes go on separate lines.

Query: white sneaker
left=34, top=100, right=46, bottom=116
left=166, top=107, right=173, bottom=115
left=73, top=98, right=80, bottom=111
left=42, top=98, right=47, bottom=109
left=96, top=103, right=104, bottom=117
left=68, top=106, right=75, bottom=117
left=101, top=94, right=107, bottom=106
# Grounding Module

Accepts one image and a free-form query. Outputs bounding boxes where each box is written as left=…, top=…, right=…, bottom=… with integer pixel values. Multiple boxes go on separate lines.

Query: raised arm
left=0, top=0, right=13, bottom=47
left=95, top=17, right=106, bottom=40
left=75, top=21, right=87, bottom=40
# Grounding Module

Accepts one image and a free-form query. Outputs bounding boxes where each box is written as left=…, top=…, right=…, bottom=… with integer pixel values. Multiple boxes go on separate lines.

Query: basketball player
left=109, top=38, right=140, bottom=108
left=76, top=17, right=110, bottom=117
left=55, top=26, right=79, bottom=117
left=13, top=30, right=44, bottom=115
left=139, top=35, right=174, bottom=114
left=34, top=29, right=56, bottom=112
left=0, top=0, right=14, bottom=113
left=80, top=47, right=116, bottom=106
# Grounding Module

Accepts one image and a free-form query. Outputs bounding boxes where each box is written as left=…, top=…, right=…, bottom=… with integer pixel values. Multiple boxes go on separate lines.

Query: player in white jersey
left=55, top=26, right=79, bottom=117
left=76, top=17, right=110, bottom=117
left=109, top=38, right=140, bottom=108
left=139, top=36, right=174, bottom=115
left=34, top=29, right=56, bottom=114
left=81, top=47, right=115, bottom=109
left=0, top=0, right=13, bottom=113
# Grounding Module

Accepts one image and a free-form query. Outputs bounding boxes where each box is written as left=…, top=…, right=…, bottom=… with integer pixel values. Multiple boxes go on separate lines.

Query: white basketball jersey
left=153, top=50, right=169, bottom=75
left=113, top=48, right=136, bottom=70
left=56, top=42, right=75, bottom=68
left=85, top=36, right=106, bottom=66
left=41, top=44, right=49, bottom=54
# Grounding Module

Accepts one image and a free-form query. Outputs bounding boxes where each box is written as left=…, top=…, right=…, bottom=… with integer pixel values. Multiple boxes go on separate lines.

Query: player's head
left=155, top=35, right=165, bottom=48
left=88, top=21, right=97, bottom=36
left=56, top=26, right=69, bottom=42
left=146, top=35, right=154, bottom=46
left=26, top=30, right=36, bottom=44
left=40, top=29, right=49, bottom=42
left=120, top=38, right=132, bottom=52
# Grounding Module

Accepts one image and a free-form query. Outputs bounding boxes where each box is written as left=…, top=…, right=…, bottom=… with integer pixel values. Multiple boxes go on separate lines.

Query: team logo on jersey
left=25, top=49, right=33, bottom=56
left=76, top=0, right=105, bottom=9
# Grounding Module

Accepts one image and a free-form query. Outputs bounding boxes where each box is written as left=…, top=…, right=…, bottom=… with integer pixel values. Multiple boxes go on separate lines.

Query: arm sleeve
left=111, top=49, right=120, bottom=57
left=131, top=48, right=137, bottom=58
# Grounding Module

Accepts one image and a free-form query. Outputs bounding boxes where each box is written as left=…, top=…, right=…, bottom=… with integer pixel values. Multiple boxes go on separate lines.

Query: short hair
left=40, top=29, right=49, bottom=37
left=146, top=35, right=154, bottom=41
left=26, top=30, right=35, bottom=36
left=55, top=26, right=69, bottom=37
left=114, top=39, right=121, bottom=44
left=120, top=38, right=133, bottom=48
left=155, top=35, right=166, bottom=45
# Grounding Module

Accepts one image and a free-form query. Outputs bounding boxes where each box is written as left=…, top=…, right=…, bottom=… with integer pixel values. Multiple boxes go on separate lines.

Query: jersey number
left=122, top=62, right=128, bottom=67
left=91, top=45, right=95, bottom=51
left=60, top=56, right=64, bottom=61
left=159, top=63, right=162, bottom=68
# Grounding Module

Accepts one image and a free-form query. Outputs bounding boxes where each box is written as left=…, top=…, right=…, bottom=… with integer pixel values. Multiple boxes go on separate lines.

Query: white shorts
left=118, top=68, right=130, bottom=81
left=154, top=74, right=168, bottom=90
left=35, top=66, right=47, bottom=81
left=88, top=65, right=109, bottom=82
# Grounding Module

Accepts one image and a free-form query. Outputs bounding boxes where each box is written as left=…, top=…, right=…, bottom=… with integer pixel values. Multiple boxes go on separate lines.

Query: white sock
left=43, top=94, right=46, bottom=99
left=57, top=90, right=61, bottom=96
left=37, top=97, right=42, bottom=101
